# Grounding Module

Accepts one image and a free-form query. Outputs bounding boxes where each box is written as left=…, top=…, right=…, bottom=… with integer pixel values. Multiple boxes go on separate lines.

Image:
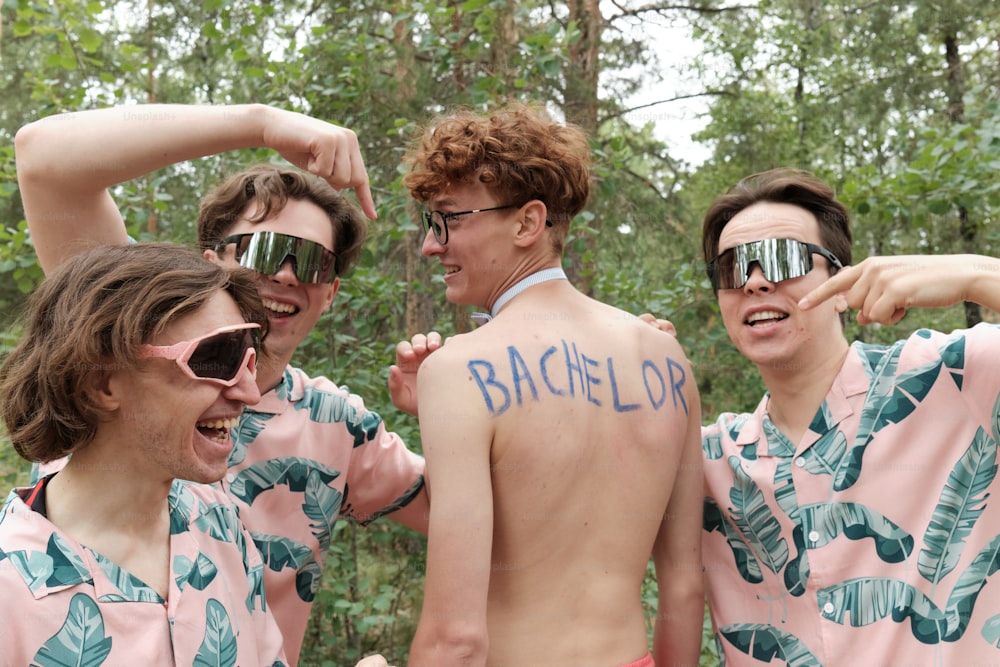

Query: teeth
left=747, top=310, right=786, bottom=323
left=196, top=417, right=240, bottom=431
left=262, top=298, right=296, bottom=314
left=445, top=267, right=460, bottom=275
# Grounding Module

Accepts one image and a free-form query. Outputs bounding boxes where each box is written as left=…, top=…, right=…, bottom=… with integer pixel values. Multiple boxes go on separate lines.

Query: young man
left=699, top=168, right=1000, bottom=665
left=400, top=104, right=705, bottom=667
left=14, top=104, right=428, bottom=666
left=0, top=243, right=287, bottom=664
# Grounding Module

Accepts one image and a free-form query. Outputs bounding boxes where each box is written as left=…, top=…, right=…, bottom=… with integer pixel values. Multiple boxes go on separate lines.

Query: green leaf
left=919, top=427, right=998, bottom=583
left=703, top=497, right=765, bottom=584
left=942, top=534, right=1000, bottom=640
left=727, top=455, right=790, bottom=576
left=194, top=599, right=238, bottom=667
left=33, top=593, right=113, bottom=667
left=174, top=552, right=220, bottom=592
left=799, top=502, right=914, bottom=562
left=227, top=456, right=341, bottom=504
left=719, top=623, right=821, bottom=665
left=818, top=577, right=946, bottom=642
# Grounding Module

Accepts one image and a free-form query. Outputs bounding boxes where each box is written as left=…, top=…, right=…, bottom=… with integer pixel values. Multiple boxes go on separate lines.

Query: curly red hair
left=403, top=103, right=591, bottom=251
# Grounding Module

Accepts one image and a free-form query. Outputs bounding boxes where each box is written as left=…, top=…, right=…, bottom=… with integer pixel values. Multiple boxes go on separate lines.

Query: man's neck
left=759, top=343, right=850, bottom=444
left=46, top=453, right=172, bottom=534
left=256, top=351, right=291, bottom=394
left=45, top=456, right=172, bottom=598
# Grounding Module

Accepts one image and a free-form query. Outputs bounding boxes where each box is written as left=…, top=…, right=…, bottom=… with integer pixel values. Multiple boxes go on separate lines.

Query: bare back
left=416, top=281, right=702, bottom=667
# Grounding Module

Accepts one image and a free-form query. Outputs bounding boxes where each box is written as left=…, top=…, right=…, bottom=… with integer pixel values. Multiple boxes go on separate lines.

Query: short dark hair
left=702, top=168, right=853, bottom=286
left=197, top=164, right=368, bottom=275
left=0, top=243, right=267, bottom=462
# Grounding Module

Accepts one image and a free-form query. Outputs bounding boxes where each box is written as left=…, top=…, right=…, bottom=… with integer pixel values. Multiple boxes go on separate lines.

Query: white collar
left=471, top=267, right=568, bottom=326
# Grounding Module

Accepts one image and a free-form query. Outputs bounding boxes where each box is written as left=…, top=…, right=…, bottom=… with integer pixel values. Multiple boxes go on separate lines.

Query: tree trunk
left=944, top=30, right=981, bottom=327
left=563, top=0, right=602, bottom=295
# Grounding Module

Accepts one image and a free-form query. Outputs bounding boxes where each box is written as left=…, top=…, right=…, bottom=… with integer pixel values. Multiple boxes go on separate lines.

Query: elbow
left=410, top=624, right=488, bottom=667
left=13, top=122, right=47, bottom=180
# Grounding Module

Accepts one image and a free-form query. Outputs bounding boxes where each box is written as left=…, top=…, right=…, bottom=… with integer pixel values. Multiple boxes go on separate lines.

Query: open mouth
left=196, top=416, right=240, bottom=443
left=262, top=298, right=299, bottom=318
left=745, top=310, right=788, bottom=327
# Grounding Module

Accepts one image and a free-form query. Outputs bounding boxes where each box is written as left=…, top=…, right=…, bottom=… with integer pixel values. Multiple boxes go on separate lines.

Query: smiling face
left=111, top=290, right=261, bottom=485
left=421, top=181, right=523, bottom=309
left=716, top=201, right=849, bottom=377
left=208, top=198, right=339, bottom=369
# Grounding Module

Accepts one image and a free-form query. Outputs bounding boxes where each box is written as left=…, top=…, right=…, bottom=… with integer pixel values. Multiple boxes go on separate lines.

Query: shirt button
left=795, top=457, right=806, bottom=468
left=225, top=472, right=235, bottom=483
left=823, top=602, right=835, bottom=614
left=808, top=530, right=820, bottom=543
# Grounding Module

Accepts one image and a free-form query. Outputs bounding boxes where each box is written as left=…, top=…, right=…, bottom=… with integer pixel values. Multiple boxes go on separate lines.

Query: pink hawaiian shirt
left=32, top=365, right=426, bottom=666
left=216, top=366, right=425, bottom=665
left=0, top=480, right=286, bottom=665
left=702, top=324, right=1000, bottom=666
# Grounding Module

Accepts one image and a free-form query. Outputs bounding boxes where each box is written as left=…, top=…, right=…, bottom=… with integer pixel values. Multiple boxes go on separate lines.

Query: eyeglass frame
left=139, top=322, right=261, bottom=387
left=706, top=237, right=844, bottom=290
left=421, top=203, right=555, bottom=245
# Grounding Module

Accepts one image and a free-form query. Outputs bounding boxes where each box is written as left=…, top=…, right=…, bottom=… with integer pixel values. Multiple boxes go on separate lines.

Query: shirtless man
left=399, top=103, right=705, bottom=667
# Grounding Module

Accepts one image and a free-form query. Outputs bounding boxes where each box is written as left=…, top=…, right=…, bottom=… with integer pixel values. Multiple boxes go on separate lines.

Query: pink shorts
left=618, top=653, right=654, bottom=667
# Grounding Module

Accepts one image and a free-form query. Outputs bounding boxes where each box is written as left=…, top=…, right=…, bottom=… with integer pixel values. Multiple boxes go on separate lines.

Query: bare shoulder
left=416, top=331, right=494, bottom=392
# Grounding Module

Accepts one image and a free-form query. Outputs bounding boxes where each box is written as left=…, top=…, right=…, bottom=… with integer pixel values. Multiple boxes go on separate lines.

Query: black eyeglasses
left=216, top=231, right=340, bottom=283
left=421, top=205, right=518, bottom=245
left=707, top=238, right=843, bottom=290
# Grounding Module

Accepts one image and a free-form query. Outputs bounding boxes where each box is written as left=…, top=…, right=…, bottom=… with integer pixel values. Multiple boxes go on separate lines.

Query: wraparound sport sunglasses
left=139, top=323, right=261, bottom=387
left=216, top=231, right=340, bottom=284
left=707, top=238, right=843, bottom=290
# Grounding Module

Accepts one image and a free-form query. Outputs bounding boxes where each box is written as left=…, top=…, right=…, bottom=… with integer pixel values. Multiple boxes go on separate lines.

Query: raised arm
left=799, top=254, right=1000, bottom=325
left=652, top=361, right=704, bottom=667
left=15, top=103, right=375, bottom=273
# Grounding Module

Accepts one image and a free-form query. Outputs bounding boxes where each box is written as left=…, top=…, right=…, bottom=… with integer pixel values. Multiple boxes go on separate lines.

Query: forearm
left=964, top=255, right=1000, bottom=312
left=15, top=104, right=270, bottom=193
left=388, top=485, right=430, bottom=534
left=653, top=578, right=705, bottom=667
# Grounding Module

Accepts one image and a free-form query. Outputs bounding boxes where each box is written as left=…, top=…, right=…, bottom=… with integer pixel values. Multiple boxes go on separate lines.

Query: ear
left=512, top=200, right=549, bottom=248
left=82, top=365, right=125, bottom=413
left=321, top=276, right=341, bottom=311
left=834, top=292, right=848, bottom=313
left=203, top=248, right=222, bottom=263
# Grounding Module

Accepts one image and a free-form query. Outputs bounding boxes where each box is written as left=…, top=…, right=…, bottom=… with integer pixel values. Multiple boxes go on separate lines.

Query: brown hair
left=0, top=243, right=267, bottom=462
left=197, top=164, right=368, bottom=275
left=702, top=168, right=853, bottom=286
left=402, top=103, right=591, bottom=252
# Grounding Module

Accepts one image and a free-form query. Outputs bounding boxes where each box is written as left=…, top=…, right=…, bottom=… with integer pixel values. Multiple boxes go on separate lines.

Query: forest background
left=1, top=1, right=999, bottom=665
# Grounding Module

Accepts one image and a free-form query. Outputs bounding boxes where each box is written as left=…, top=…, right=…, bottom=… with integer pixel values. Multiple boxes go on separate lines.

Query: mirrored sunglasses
left=707, top=238, right=843, bottom=290
left=139, top=323, right=261, bottom=386
left=217, top=231, right=340, bottom=283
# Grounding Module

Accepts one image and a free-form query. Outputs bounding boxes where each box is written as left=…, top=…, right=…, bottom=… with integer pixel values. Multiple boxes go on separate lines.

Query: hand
left=638, top=312, right=677, bottom=337
left=354, top=654, right=395, bottom=667
left=259, top=106, right=377, bottom=220
left=799, top=254, right=993, bottom=326
left=388, top=331, right=444, bottom=416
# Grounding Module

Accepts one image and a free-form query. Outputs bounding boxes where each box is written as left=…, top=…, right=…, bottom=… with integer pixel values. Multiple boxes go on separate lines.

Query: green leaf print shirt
left=701, top=323, right=1000, bottom=666
left=0, top=479, right=287, bottom=666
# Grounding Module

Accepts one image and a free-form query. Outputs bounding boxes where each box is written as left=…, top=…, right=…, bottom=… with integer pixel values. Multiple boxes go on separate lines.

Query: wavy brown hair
left=197, top=164, right=368, bottom=276
left=0, top=243, right=267, bottom=462
left=403, top=103, right=592, bottom=253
